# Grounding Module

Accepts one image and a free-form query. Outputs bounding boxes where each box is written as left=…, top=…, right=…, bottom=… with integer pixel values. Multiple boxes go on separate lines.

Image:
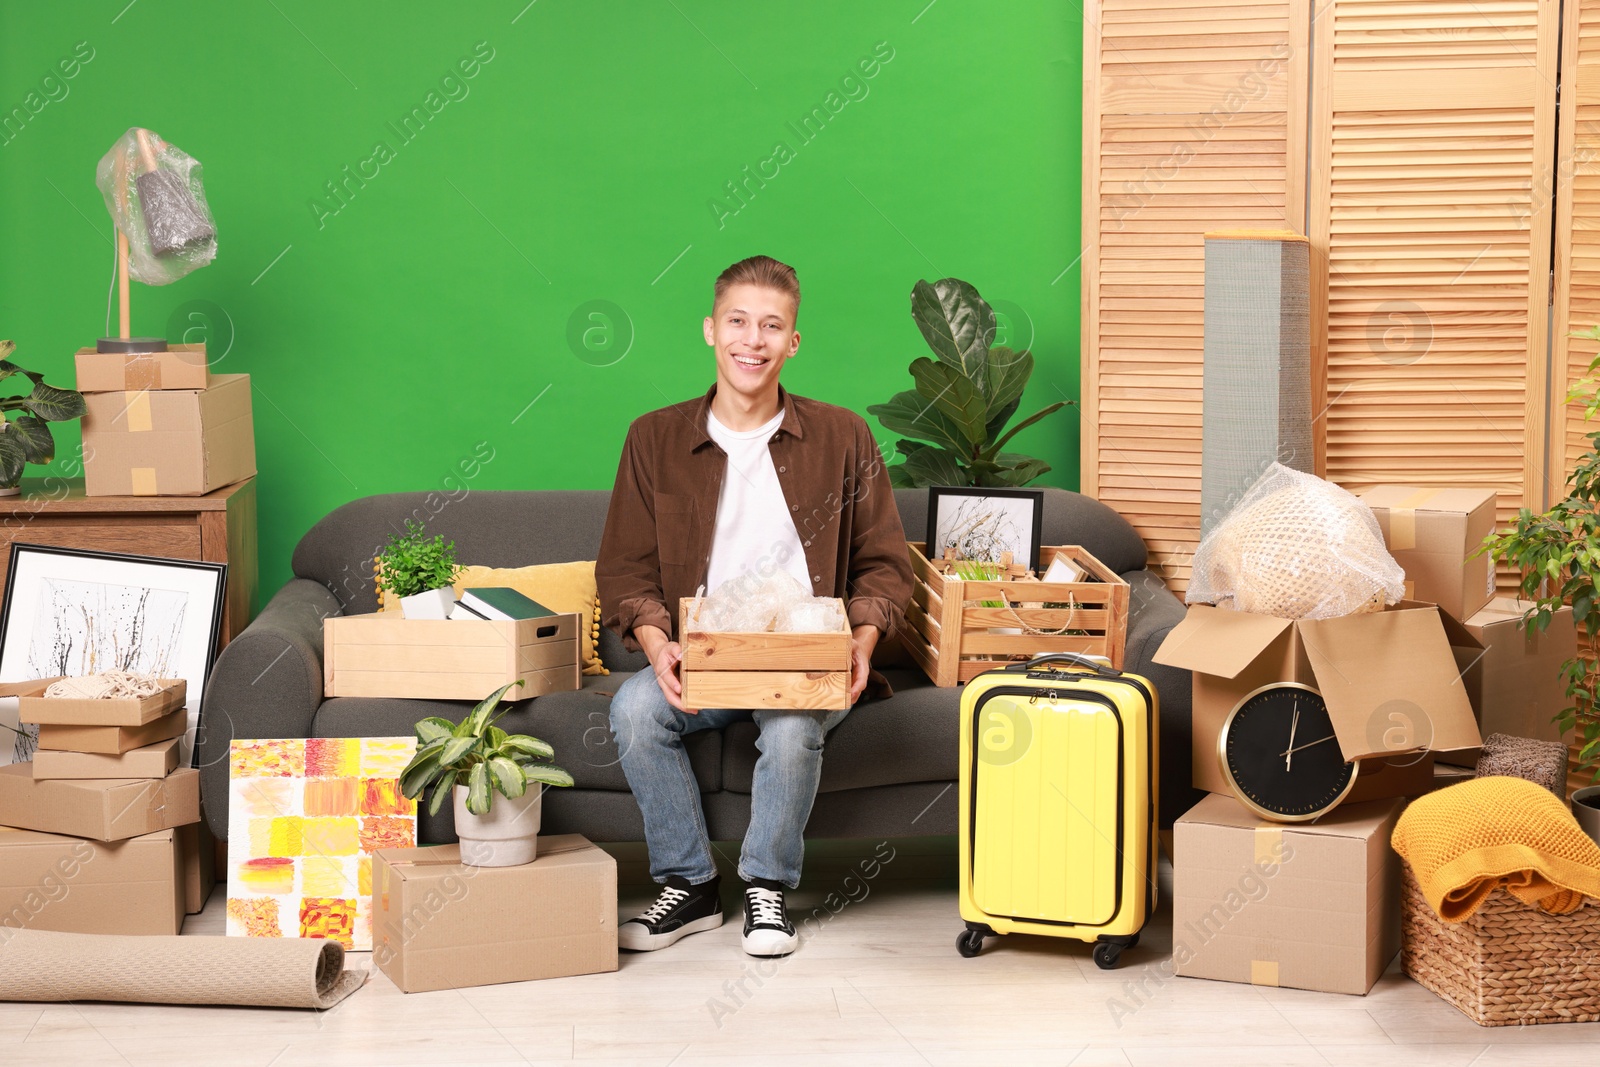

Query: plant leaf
left=983, top=455, right=1052, bottom=487
left=9, top=416, right=54, bottom=465
left=0, top=428, right=25, bottom=488
left=867, top=390, right=970, bottom=454
left=989, top=401, right=1069, bottom=454
left=501, top=735, right=555, bottom=761
left=487, top=756, right=527, bottom=799
left=466, top=761, right=492, bottom=815
left=909, top=357, right=988, bottom=445
left=427, top=778, right=453, bottom=817
left=910, top=278, right=994, bottom=385
left=414, top=717, right=456, bottom=744
left=521, top=763, right=575, bottom=789
left=900, top=445, right=970, bottom=487
left=399, top=749, right=444, bottom=799
left=439, top=734, right=478, bottom=767
left=23, top=381, right=86, bottom=422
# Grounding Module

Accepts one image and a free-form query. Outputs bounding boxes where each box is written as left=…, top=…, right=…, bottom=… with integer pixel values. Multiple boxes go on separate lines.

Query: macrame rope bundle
left=44, top=671, right=168, bottom=700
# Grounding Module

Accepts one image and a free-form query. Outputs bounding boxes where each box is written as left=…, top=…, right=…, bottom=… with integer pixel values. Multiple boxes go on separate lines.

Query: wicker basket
left=1400, top=865, right=1600, bottom=1026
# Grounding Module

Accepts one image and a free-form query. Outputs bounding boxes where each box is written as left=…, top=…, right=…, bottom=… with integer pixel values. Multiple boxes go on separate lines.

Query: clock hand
left=1279, top=734, right=1338, bottom=758
left=1285, top=702, right=1299, bottom=772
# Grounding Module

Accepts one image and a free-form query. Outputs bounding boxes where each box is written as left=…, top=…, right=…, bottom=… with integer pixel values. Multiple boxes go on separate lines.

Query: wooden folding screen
left=1554, top=0, right=1600, bottom=495
left=1084, top=0, right=1563, bottom=591
left=1080, top=0, right=1311, bottom=589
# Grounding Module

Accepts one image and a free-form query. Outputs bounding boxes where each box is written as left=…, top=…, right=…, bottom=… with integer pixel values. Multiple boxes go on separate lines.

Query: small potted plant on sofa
left=399, top=681, right=574, bottom=866
left=0, top=340, right=87, bottom=497
left=376, top=518, right=462, bottom=619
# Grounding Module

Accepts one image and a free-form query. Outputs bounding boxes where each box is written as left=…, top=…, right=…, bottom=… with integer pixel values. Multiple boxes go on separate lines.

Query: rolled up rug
left=0, top=928, right=364, bottom=1008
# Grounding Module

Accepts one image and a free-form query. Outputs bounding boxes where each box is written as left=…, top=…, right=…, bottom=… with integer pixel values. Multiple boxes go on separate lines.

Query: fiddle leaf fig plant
left=0, top=340, right=88, bottom=490
left=1480, top=326, right=1600, bottom=782
left=400, top=681, right=575, bottom=817
left=868, top=279, right=1071, bottom=488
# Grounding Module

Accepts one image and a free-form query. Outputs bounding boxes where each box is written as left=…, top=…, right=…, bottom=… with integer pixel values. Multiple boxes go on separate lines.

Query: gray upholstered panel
left=1121, top=567, right=1204, bottom=826
left=893, top=486, right=1147, bottom=575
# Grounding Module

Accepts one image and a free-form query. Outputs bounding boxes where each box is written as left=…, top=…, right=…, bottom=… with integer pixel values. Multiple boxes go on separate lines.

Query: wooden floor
left=2, top=835, right=1593, bottom=1065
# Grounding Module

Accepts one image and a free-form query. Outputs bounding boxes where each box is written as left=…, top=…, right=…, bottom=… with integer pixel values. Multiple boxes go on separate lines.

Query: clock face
left=1219, top=683, right=1357, bottom=822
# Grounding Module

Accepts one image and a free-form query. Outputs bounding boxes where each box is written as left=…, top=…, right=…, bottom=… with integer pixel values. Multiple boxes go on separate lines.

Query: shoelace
left=745, top=887, right=788, bottom=927
left=637, top=886, right=689, bottom=924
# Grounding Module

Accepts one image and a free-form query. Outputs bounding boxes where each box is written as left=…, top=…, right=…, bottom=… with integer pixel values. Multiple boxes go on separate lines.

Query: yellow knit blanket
left=1392, top=775, right=1600, bottom=921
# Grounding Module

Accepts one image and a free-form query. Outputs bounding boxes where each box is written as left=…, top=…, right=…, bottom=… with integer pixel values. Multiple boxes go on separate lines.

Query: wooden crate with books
left=903, top=542, right=1129, bottom=686
left=323, top=587, right=581, bottom=701
left=678, top=597, right=852, bottom=711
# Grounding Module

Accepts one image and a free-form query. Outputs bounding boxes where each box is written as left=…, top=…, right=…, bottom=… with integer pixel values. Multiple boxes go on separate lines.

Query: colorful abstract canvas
left=226, top=737, right=417, bottom=950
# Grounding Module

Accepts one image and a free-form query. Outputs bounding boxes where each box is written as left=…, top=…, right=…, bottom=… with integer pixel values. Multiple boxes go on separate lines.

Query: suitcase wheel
left=956, top=923, right=993, bottom=958
left=1092, top=932, right=1140, bottom=970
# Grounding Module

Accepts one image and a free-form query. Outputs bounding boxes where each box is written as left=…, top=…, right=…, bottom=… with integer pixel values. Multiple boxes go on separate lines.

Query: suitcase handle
left=1005, top=652, right=1122, bottom=677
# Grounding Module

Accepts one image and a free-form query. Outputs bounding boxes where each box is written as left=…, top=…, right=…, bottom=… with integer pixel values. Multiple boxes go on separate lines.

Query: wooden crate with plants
left=902, top=542, right=1129, bottom=687
left=677, top=597, right=852, bottom=711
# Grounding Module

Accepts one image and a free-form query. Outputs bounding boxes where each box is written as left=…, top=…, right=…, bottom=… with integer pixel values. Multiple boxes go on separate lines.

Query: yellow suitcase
left=956, top=653, right=1158, bottom=969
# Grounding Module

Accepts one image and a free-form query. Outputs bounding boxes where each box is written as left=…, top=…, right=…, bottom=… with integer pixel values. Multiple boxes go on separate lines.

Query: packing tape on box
left=130, top=468, right=158, bottom=496
left=1253, top=826, right=1283, bottom=864
left=122, top=390, right=153, bottom=433
left=1403, top=580, right=1416, bottom=600
left=124, top=356, right=162, bottom=391
left=1250, top=960, right=1280, bottom=987
left=1386, top=488, right=1442, bottom=551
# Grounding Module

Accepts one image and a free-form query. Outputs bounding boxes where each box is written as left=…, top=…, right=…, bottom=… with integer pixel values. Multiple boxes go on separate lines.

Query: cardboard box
left=32, top=738, right=180, bottom=780
left=1431, top=762, right=1475, bottom=791
left=373, top=834, right=617, bottom=993
left=0, top=764, right=199, bottom=842
left=1153, top=603, right=1480, bottom=804
left=19, top=678, right=185, bottom=727
left=178, top=819, right=215, bottom=914
left=81, top=372, right=256, bottom=497
left=1173, top=793, right=1404, bottom=995
left=679, top=597, right=851, bottom=710
left=323, top=612, right=582, bottom=701
left=1459, top=597, right=1577, bottom=749
left=75, top=344, right=209, bottom=392
left=1360, top=486, right=1497, bottom=621
left=37, top=707, right=187, bottom=754
left=0, top=825, right=183, bottom=935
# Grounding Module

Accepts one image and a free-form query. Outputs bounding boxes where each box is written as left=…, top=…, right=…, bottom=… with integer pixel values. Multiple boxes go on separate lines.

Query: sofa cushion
left=310, top=672, right=721, bottom=793
left=719, top=669, right=958, bottom=795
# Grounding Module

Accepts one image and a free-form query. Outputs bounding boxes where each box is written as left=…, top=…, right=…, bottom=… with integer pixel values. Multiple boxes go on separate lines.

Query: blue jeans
left=608, top=668, right=849, bottom=888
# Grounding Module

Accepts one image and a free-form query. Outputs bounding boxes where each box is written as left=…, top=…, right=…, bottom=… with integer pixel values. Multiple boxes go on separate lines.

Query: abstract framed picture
left=0, top=543, right=227, bottom=767
left=925, top=486, right=1045, bottom=572
left=227, top=737, right=418, bottom=951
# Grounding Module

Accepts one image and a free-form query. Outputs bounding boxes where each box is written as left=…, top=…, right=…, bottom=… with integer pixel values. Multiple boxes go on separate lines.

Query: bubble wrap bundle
left=693, top=572, right=846, bottom=633
left=1187, top=462, right=1405, bottom=620
left=96, top=127, right=217, bottom=285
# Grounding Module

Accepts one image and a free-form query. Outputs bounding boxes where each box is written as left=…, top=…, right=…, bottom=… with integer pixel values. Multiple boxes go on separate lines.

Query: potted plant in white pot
left=399, top=681, right=574, bottom=867
left=376, top=518, right=461, bottom=619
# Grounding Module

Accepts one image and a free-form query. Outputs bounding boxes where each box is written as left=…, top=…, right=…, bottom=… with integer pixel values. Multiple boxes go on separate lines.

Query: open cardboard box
left=17, top=678, right=186, bottom=727
left=1154, top=602, right=1481, bottom=803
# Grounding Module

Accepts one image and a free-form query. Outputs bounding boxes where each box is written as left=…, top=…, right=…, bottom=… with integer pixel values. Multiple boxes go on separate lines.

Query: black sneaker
left=741, top=878, right=798, bottom=958
left=618, top=875, right=723, bottom=951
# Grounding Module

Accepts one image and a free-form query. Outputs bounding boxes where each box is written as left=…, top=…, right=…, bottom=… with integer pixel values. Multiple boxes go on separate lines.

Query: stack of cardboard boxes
left=75, top=346, right=255, bottom=497
left=1156, top=485, right=1578, bottom=996
left=0, top=679, right=212, bottom=935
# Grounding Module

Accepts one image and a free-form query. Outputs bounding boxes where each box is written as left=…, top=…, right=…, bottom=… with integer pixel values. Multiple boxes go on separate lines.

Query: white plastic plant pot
left=453, top=783, right=542, bottom=867
left=1574, top=786, right=1600, bottom=848
left=400, top=586, right=455, bottom=619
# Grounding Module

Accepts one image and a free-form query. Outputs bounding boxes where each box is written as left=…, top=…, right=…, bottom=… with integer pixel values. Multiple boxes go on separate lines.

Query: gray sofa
left=197, top=488, right=1198, bottom=845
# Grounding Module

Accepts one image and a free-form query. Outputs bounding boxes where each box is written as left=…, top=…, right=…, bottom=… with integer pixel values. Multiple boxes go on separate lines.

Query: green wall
left=0, top=1, right=1082, bottom=602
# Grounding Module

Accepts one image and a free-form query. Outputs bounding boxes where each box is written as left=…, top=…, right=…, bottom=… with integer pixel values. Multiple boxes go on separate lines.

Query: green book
left=459, top=587, right=555, bottom=621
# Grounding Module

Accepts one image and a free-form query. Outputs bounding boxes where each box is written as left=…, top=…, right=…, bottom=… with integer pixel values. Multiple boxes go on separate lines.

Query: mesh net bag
left=1187, top=462, right=1405, bottom=620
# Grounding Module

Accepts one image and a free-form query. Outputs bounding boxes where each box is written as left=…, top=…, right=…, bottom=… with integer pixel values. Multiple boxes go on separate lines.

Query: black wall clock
left=1218, top=682, right=1358, bottom=822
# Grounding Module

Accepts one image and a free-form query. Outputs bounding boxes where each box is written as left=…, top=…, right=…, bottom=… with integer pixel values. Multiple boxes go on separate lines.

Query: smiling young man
left=597, top=254, right=912, bottom=958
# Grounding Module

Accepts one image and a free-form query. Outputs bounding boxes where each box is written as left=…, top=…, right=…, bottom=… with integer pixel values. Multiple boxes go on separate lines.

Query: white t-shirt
left=704, top=407, right=812, bottom=596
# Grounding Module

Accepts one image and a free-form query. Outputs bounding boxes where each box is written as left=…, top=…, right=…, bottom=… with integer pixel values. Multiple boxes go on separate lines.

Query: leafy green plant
left=868, top=279, right=1071, bottom=488
left=1480, top=324, right=1600, bottom=782
left=955, top=559, right=1004, bottom=608
left=376, top=518, right=462, bottom=598
left=399, top=681, right=574, bottom=816
left=0, top=340, right=87, bottom=490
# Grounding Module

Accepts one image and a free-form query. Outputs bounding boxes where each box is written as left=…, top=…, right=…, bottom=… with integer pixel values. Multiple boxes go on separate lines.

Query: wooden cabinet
left=0, top=478, right=258, bottom=646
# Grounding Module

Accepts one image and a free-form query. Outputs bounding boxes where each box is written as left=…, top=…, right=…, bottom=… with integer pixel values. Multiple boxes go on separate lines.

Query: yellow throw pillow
left=380, top=560, right=607, bottom=675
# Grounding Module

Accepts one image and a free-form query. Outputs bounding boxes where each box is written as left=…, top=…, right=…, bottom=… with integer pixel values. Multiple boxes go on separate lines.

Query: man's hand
left=849, top=624, right=880, bottom=705
left=635, top=624, right=692, bottom=714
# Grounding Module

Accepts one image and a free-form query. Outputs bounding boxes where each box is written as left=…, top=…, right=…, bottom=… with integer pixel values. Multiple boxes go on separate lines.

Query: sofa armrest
left=1121, top=568, right=1205, bottom=828
left=197, top=578, right=341, bottom=840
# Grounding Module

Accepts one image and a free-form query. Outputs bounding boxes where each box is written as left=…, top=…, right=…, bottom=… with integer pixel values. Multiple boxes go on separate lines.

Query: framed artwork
left=0, top=544, right=227, bottom=767
left=227, top=737, right=419, bottom=951
left=925, top=486, right=1046, bottom=572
